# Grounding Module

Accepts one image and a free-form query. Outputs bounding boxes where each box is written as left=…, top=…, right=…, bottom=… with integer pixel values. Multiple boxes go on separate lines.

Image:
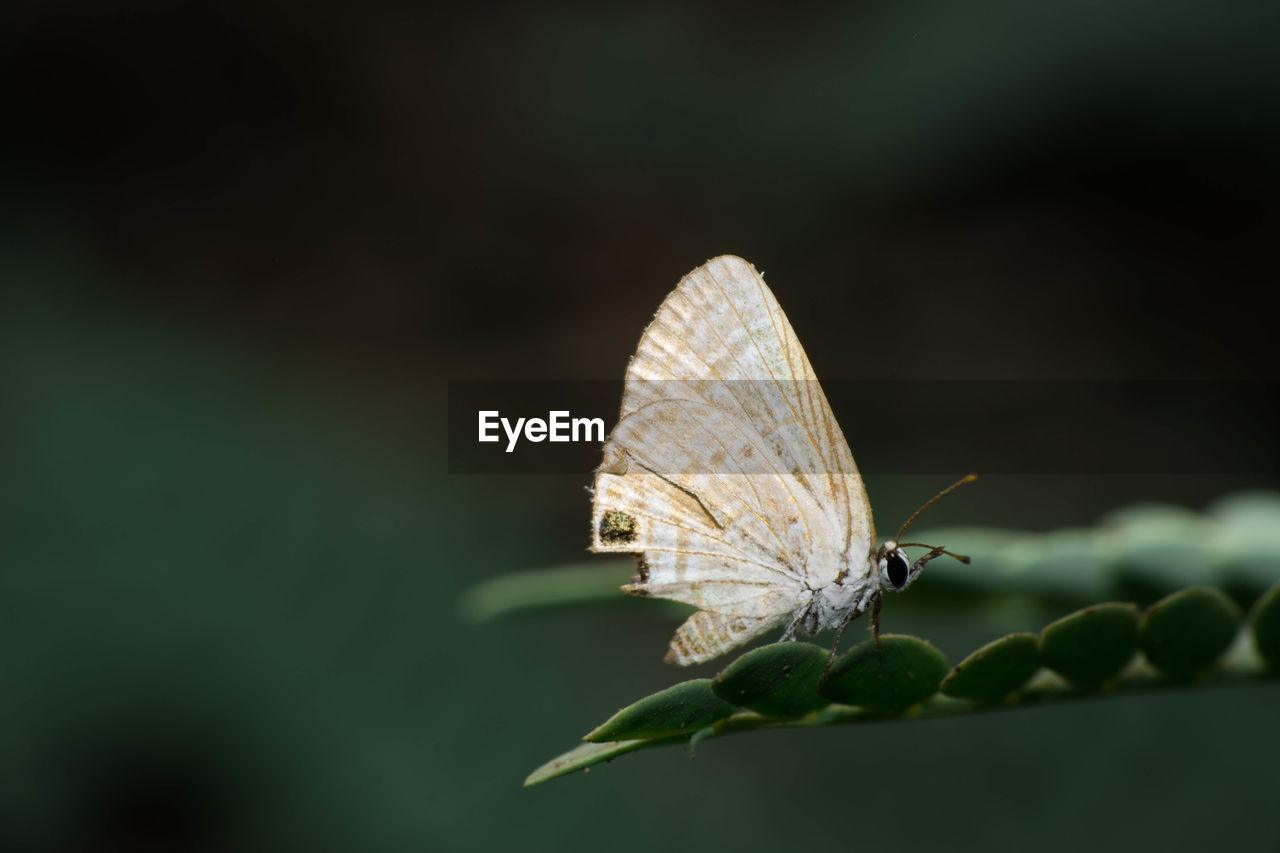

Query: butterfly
left=590, top=255, right=974, bottom=666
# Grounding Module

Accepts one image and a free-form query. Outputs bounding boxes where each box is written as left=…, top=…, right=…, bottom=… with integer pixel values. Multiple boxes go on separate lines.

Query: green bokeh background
left=3, top=1, right=1279, bottom=850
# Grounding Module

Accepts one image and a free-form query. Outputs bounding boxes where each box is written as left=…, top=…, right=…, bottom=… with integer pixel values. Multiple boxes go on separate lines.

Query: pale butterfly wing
left=596, top=400, right=818, bottom=611
left=592, top=404, right=813, bottom=665
left=661, top=611, right=781, bottom=667
left=620, top=255, right=874, bottom=567
left=591, top=255, right=874, bottom=664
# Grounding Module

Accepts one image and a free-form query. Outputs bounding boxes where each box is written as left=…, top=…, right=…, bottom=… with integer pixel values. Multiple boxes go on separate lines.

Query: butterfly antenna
left=894, top=473, right=978, bottom=541
left=897, top=543, right=971, bottom=564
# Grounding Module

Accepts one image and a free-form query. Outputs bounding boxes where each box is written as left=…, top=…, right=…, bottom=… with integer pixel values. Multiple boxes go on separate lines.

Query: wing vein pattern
left=590, top=255, right=874, bottom=665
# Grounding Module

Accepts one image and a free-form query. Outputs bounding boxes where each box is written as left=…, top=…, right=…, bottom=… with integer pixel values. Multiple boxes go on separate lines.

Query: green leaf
left=468, top=492, right=1280, bottom=623
left=584, top=679, right=735, bottom=743
left=524, top=736, right=689, bottom=786
left=1111, top=545, right=1213, bottom=607
left=939, top=632, right=1041, bottom=702
left=820, top=635, right=950, bottom=712
left=528, top=660, right=1276, bottom=785
left=1003, top=528, right=1108, bottom=601
left=1208, top=490, right=1280, bottom=522
left=1101, top=502, right=1203, bottom=530
left=1104, top=506, right=1212, bottom=606
left=901, top=526, right=1026, bottom=595
left=1139, top=587, right=1241, bottom=678
left=528, top=598, right=1278, bottom=785
left=1039, top=602, right=1139, bottom=686
left=1251, top=582, right=1280, bottom=673
left=511, top=490, right=1280, bottom=785
left=1209, top=494, right=1280, bottom=607
left=712, top=642, right=830, bottom=717
left=458, top=561, right=633, bottom=622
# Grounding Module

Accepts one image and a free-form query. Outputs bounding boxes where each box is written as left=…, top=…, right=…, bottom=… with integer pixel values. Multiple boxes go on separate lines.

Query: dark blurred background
left=2, top=1, right=1278, bottom=851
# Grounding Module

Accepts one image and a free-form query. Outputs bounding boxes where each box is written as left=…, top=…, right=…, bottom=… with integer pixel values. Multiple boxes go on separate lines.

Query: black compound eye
left=886, top=551, right=909, bottom=589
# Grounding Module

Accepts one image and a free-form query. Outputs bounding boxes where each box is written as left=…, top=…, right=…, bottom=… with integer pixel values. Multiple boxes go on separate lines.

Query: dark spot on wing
left=599, top=509, right=638, bottom=544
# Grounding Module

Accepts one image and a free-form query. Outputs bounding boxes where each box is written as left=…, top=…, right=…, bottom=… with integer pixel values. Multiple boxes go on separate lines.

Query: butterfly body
left=590, top=255, right=969, bottom=665
left=798, top=565, right=878, bottom=635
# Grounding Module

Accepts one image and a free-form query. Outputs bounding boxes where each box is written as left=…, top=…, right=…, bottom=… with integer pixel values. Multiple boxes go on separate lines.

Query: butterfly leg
left=779, top=604, right=807, bottom=642
left=821, top=606, right=865, bottom=680
left=780, top=590, right=822, bottom=642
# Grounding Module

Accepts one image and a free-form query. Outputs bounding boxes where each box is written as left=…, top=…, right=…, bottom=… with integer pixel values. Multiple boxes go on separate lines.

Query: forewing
left=620, top=255, right=874, bottom=574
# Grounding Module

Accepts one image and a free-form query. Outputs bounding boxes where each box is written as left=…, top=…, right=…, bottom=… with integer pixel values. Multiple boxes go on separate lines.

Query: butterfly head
left=877, top=538, right=971, bottom=593
left=877, top=541, right=917, bottom=592
left=877, top=473, right=979, bottom=592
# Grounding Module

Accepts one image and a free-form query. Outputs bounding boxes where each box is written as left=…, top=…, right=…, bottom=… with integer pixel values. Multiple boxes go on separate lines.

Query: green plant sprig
left=525, top=583, right=1280, bottom=786
left=469, top=492, right=1280, bottom=624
